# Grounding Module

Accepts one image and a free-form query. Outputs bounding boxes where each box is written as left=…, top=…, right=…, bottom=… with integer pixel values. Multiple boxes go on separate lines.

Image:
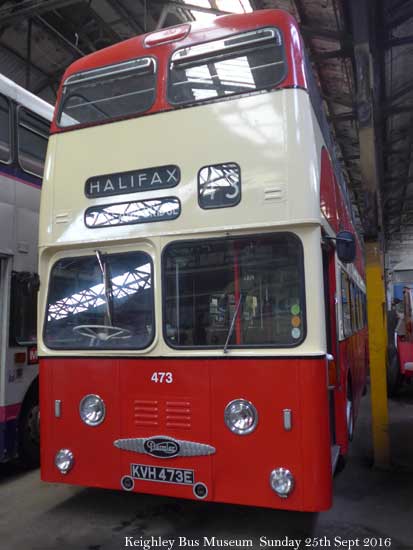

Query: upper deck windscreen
left=57, top=57, right=156, bottom=128
left=168, top=28, right=286, bottom=105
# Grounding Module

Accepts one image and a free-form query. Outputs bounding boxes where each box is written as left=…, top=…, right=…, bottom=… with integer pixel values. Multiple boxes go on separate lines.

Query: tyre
left=335, top=380, right=353, bottom=475
left=387, top=349, right=402, bottom=397
left=18, top=393, right=40, bottom=468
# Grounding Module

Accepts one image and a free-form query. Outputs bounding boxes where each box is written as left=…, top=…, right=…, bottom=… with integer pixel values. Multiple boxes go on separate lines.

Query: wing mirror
left=336, top=231, right=356, bottom=264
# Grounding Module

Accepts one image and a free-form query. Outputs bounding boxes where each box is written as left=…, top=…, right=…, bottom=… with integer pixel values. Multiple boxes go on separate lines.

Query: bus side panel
left=298, top=358, right=332, bottom=510
left=335, top=329, right=368, bottom=456
left=335, top=340, right=350, bottom=456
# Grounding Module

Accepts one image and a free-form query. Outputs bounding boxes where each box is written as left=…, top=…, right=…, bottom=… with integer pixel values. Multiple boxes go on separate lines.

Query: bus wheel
left=19, top=394, right=40, bottom=468
left=335, top=381, right=353, bottom=475
left=387, top=350, right=402, bottom=397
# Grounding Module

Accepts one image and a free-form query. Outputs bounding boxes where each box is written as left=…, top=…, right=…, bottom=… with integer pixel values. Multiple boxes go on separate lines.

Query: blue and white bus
left=0, top=74, right=53, bottom=466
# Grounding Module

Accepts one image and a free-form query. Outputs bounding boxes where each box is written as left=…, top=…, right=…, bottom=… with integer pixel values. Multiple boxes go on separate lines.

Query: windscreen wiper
left=95, top=249, right=113, bottom=326
left=223, top=294, right=243, bottom=354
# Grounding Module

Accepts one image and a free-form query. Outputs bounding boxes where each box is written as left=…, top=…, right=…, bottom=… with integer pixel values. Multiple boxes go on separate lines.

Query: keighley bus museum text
left=123, top=535, right=382, bottom=549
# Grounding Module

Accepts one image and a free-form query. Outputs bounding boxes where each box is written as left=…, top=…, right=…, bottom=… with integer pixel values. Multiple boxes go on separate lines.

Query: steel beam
left=0, top=41, right=49, bottom=80
left=33, top=65, right=67, bottom=94
left=25, top=18, right=32, bottom=91
left=301, top=25, right=351, bottom=42
left=349, top=0, right=390, bottom=469
left=82, top=3, right=122, bottom=44
left=323, top=93, right=354, bottom=109
left=389, top=5, right=413, bottom=28
left=349, top=0, right=383, bottom=239
left=0, top=0, right=80, bottom=28
left=385, top=35, right=413, bottom=48
left=151, top=1, right=231, bottom=16
left=328, top=111, right=356, bottom=121
left=35, top=15, right=86, bottom=56
left=312, top=48, right=351, bottom=62
left=109, top=0, right=144, bottom=34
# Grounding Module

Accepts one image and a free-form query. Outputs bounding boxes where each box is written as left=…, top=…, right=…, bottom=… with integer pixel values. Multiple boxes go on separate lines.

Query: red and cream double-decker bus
left=38, top=9, right=368, bottom=511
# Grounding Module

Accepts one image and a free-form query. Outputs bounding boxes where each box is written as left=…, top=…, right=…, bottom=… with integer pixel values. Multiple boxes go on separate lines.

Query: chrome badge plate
left=114, top=435, right=215, bottom=459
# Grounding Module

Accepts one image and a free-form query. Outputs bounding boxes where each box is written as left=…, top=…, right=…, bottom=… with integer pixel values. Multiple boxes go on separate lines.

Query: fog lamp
left=270, top=468, right=295, bottom=498
left=79, top=394, right=105, bottom=426
left=55, top=449, right=74, bottom=475
left=224, top=399, right=258, bottom=435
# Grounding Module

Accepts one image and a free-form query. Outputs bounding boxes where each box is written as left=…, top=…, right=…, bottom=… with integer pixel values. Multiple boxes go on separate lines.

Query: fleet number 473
left=151, top=372, right=173, bottom=383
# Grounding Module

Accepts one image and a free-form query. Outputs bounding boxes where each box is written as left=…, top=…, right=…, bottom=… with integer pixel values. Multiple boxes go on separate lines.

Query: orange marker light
left=291, top=316, right=301, bottom=328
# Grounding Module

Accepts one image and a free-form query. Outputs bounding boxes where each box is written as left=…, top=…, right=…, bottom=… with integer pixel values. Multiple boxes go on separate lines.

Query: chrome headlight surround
left=269, top=468, right=295, bottom=498
left=79, top=394, right=106, bottom=426
left=224, top=398, right=258, bottom=435
left=55, top=448, right=74, bottom=475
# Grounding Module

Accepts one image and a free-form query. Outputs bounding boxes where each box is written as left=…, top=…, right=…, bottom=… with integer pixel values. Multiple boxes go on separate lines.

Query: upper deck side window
left=17, top=107, right=50, bottom=178
left=168, top=27, right=287, bottom=106
left=57, top=57, right=157, bottom=128
left=0, top=94, right=11, bottom=163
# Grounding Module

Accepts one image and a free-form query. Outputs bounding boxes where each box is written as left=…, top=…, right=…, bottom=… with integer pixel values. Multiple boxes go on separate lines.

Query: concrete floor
left=1, top=386, right=413, bottom=550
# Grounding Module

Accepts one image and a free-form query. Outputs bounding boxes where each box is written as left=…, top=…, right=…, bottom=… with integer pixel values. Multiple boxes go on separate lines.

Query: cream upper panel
left=39, top=89, right=321, bottom=247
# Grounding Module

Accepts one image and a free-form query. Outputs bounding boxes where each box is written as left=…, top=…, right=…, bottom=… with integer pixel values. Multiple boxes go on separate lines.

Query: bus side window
left=341, top=271, right=352, bottom=338
left=9, top=271, right=39, bottom=346
left=17, top=107, right=49, bottom=177
left=0, top=94, right=11, bottom=163
left=354, top=285, right=360, bottom=331
left=358, top=290, right=363, bottom=329
left=350, top=282, right=356, bottom=332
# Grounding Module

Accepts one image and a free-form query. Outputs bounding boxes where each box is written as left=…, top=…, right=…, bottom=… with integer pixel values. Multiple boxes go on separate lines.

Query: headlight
left=79, top=394, right=106, bottom=426
left=55, top=449, right=74, bottom=474
left=224, top=398, right=258, bottom=435
left=270, top=468, right=295, bottom=498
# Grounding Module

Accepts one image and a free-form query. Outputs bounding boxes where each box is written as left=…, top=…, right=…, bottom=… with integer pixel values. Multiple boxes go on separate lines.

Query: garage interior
left=1, top=1, right=413, bottom=549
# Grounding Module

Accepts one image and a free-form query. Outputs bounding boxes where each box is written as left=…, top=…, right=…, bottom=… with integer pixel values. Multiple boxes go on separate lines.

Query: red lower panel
left=40, top=357, right=332, bottom=511
left=397, top=339, right=413, bottom=377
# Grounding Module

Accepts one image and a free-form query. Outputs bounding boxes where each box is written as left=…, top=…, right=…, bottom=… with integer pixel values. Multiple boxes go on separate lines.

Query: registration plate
left=130, top=463, right=194, bottom=485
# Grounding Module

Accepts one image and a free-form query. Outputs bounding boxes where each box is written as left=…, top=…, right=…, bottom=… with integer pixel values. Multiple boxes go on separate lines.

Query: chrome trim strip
left=171, top=28, right=280, bottom=65
left=113, top=435, right=215, bottom=457
left=65, top=58, right=154, bottom=85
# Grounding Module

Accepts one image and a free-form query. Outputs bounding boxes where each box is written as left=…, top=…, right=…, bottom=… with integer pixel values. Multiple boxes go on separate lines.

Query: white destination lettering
left=151, top=172, right=162, bottom=185
left=166, top=168, right=178, bottom=183
left=138, top=174, right=147, bottom=187
left=104, top=179, right=115, bottom=192
left=86, top=166, right=180, bottom=197
left=118, top=176, right=127, bottom=190
left=89, top=180, right=100, bottom=194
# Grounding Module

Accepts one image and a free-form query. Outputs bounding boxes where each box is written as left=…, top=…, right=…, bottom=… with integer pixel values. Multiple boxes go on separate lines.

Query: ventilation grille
left=166, top=400, right=192, bottom=430
left=133, top=400, right=159, bottom=427
left=133, top=399, right=192, bottom=430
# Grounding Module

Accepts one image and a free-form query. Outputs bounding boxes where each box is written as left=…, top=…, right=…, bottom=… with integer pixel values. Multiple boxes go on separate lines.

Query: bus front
left=39, top=10, right=332, bottom=511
